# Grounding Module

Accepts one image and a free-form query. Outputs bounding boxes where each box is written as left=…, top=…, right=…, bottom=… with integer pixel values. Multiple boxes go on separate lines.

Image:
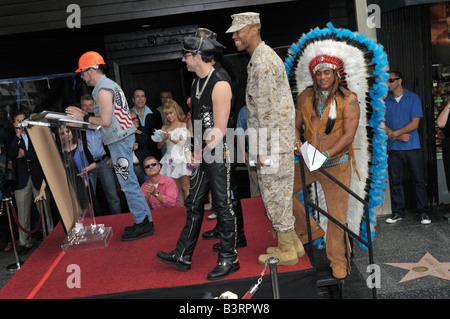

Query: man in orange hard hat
left=66, top=51, right=154, bottom=241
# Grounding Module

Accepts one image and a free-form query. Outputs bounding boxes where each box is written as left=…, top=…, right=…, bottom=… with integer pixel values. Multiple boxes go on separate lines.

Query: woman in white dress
left=157, top=99, right=192, bottom=206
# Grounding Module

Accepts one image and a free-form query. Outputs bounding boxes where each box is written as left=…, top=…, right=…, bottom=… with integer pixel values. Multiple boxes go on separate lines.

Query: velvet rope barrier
left=10, top=200, right=42, bottom=234
left=241, top=260, right=269, bottom=299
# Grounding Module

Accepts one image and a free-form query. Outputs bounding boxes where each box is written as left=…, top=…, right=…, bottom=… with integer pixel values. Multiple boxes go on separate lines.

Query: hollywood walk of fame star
left=385, top=252, right=450, bottom=283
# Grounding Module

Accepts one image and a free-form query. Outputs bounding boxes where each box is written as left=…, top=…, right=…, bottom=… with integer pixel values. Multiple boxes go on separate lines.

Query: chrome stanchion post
left=268, top=257, right=280, bottom=299
left=2, top=198, right=23, bottom=272
left=38, top=198, right=47, bottom=238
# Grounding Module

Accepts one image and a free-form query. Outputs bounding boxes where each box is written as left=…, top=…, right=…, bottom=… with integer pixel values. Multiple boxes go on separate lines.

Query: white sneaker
left=420, top=215, right=431, bottom=225
left=207, top=212, right=216, bottom=220
left=386, top=215, right=403, bottom=224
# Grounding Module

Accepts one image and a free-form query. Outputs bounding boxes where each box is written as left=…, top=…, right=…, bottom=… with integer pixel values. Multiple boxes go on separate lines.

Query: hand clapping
left=145, top=183, right=156, bottom=196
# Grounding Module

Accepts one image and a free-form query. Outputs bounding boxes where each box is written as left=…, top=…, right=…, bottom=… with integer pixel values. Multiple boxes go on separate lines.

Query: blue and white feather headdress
left=285, top=22, right=389, bottom=249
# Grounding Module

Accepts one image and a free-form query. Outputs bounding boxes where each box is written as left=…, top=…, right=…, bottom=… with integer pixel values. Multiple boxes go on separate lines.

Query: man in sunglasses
left=140, top=156, right=180, bottom=210
left=66, top=51, right=155, bottom=241
left=384, top=71, right=431, bottom=225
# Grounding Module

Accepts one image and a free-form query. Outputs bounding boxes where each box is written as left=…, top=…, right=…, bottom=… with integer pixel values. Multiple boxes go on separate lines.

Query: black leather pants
left=207, top=163, right=245, bottom=238
left=174, top=146, right=237, bottom=264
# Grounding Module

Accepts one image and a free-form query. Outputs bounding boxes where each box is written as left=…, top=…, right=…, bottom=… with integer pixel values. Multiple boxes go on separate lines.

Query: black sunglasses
left=79, top=67, right=93, bottom=75
left=145, top=163, right=159, bottom=169
left=388, top=78, right=400, bottom=83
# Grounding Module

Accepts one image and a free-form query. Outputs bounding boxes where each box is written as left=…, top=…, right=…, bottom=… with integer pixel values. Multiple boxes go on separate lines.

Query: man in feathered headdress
left=285, top=22, right=389, bottom=280
left=293, top=55, right=360, bottom=279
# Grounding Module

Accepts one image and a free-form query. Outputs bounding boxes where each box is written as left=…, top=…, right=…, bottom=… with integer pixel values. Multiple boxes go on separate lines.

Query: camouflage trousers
left=257, top=152, right=295, bottom=233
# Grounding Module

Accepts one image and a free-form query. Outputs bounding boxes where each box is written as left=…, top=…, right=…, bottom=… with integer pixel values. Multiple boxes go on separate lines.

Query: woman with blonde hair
left=156, top=99, right=192, bottom=206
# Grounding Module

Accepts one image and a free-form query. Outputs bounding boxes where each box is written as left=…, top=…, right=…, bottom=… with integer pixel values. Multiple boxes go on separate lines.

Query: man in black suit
left=6, top=110, right=53, bottom=254
left=131, top=88, right=163, bottom=160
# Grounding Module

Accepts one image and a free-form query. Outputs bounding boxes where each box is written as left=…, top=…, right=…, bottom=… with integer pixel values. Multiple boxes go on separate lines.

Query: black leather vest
left=191, top=67, right=231, bottom=148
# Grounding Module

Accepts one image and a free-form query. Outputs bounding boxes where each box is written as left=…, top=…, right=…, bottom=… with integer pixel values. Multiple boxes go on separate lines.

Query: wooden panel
left=27, top=125, right=75, bottom=234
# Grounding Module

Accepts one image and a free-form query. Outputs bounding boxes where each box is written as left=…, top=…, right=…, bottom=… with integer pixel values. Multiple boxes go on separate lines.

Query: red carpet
left=0, top=197, right=312, bottom=299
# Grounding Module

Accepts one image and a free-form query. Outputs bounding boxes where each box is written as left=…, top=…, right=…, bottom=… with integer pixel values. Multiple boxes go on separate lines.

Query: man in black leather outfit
left=194, top=27, right=247, bottom=253
left=156, top=36, right=239, bottom=281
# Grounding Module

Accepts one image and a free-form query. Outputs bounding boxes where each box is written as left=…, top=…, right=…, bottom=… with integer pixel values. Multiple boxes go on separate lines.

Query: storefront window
left=431, top=2, right=450, bottom=153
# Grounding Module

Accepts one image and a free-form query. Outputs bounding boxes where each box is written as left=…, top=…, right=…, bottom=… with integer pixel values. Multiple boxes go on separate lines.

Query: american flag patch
left=114, top=106, right=133, bottom=130
left=113, top=83, right=133, bottom=130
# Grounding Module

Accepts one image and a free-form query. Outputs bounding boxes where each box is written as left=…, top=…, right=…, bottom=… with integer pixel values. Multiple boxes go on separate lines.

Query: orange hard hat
left=75, top=51, right=105, bottom=72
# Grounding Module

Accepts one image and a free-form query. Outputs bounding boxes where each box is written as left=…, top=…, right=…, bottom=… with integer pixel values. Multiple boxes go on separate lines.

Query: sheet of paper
left=300, top=142, right=326, bottom=171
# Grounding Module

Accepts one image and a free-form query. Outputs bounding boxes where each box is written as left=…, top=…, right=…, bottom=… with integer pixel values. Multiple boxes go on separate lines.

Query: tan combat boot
left=266, top=229, right=314, bottom=257
left=258, top=230, right=304, bottom=265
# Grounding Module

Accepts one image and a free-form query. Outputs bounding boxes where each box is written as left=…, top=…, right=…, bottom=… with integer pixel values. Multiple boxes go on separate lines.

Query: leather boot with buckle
left=212, top=233, right=247, bottom=252
left=207, top=260, right=240, bottom=281
left=156, top=250, right=191, bottom=272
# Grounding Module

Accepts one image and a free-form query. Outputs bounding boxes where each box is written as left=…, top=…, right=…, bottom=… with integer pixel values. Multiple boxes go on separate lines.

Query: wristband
left=83, top=113, right=91, bottom=123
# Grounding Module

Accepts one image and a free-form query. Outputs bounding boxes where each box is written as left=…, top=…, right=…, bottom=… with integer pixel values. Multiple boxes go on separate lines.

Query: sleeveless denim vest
left=92, top=75, right=136, bottom=145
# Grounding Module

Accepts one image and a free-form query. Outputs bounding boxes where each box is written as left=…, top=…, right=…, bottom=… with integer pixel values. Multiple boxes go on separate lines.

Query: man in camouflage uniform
left=226, top=12, right=304, bottom=265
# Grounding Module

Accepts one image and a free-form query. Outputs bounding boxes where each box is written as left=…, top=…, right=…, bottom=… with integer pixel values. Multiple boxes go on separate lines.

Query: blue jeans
left=388, top=149, right=429, bottom=217
left=89, top=157, right=122, bottom=215
left=107, top=134, right=152, bottom=223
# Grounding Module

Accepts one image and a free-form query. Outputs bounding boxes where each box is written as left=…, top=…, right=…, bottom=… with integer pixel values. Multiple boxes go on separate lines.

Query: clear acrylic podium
left=22, top=111, right=113, bottom=252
